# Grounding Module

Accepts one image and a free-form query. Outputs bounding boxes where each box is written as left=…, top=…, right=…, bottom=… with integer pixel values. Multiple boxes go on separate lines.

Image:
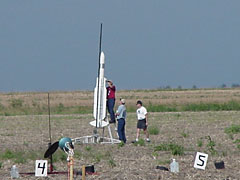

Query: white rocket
left=72, top=24, right=121, bottom=144
left=89, top=51, right=109, bottom=128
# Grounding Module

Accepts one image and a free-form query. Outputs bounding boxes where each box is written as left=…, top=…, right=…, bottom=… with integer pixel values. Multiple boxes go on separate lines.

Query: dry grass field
left=1, top=88, right=240, bottom=108
left=0, top=89, right=240, bottom=179
left=0, top=88, right=240, bottom=115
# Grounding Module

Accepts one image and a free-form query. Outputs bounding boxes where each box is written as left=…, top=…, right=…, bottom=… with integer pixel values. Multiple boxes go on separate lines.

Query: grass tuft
left=206, top=136, right=218, bottom=155
left=197, top=139, right=203, bottom=147
left=224, top=124, right=240, bottom=134
left=94, top=153, right=104, bottom=163
left=157, top=159, right=171, bottom=165
left=118, top=141, right=125, bottom=148
left=134, top=139, right=145, bottom=146
left=52, top=151, right=67, bottom=162
left=234, top=139, right=240, bottom=144
left=10, top=99, right=24, bottom=108
left=237, top=144, right=240, bottom=150
left=1, top=149, right=15, bottom=159
left=85, top=146, right=92, bottom=151
left=154, top=143, right=184, bottom=156
left=0, top=150, right=31, bottom=164
left=148, top=126, right=159, bottom=135
left=181, top=131, right=189, bottom=138
left=147, top=103, right=177, bottom=112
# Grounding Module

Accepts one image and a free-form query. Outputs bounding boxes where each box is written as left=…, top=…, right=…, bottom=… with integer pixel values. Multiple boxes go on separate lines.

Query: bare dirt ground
left=0, top=111, right=240, bottom=180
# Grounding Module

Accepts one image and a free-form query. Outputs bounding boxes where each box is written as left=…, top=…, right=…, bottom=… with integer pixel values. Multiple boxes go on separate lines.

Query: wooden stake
left=82, top=165, right=86, bottom=180
left=69, top=156, right=74, bottom=180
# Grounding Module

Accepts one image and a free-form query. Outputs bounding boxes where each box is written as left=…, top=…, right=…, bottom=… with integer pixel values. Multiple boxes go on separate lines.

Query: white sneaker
left=146, top=138, right=150, bottom=142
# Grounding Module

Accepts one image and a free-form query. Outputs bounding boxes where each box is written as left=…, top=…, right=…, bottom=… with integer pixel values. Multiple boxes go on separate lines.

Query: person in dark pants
left=116, top=99, right=127, bottom=143
left=106, top=80, right=116, bottom=123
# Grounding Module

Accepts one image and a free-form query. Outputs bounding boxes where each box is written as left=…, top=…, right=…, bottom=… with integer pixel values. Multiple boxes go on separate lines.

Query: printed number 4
left=38, top=162, right=46, bottom=174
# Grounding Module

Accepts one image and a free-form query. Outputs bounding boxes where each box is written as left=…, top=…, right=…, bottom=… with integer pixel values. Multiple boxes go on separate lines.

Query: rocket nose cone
left=100, top=51, right=105, bottom=64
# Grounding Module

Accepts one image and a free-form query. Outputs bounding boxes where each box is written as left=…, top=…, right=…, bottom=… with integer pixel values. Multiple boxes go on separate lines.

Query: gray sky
left=0, top=1, right=240, bottom=92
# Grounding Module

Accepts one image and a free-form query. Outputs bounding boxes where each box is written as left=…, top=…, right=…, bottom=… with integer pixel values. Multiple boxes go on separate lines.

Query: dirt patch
left=0, top=111, right=240, bottom=179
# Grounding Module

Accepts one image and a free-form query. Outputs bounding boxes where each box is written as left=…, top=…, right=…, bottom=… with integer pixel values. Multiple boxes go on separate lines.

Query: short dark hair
left=136, top=100, right=142, bottom=105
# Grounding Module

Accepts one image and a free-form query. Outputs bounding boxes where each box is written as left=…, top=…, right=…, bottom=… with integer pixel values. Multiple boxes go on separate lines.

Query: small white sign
left=194, top=152, right=208, bottom=170
left=35, top=160, right=48, bottom=177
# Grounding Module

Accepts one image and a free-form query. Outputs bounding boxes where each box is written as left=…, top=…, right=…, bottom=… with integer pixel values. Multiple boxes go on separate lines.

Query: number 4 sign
left=35, top=160, right=48, bottom=177
left=194, top=152, right=208, bottom=170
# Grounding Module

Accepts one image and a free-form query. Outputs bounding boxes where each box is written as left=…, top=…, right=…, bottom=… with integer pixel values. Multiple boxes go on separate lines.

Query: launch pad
left=73, top=116, right=121, bottom=144
left=73, top=134, right=121, bottom=144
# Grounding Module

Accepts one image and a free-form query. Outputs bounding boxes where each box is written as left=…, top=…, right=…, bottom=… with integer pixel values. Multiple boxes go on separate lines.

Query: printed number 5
left=194, top=152, right=208, bottom=170
left=197, top=155, right=205, bottom=166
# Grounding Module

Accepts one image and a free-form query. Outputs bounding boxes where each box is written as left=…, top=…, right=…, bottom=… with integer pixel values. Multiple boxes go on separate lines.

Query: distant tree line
left=220, top=83, right=240, bottom=88
left=158, top=85, right=198, bottom=90
left=157, top=83, right=240, bottom=90
left=232, top=83, right=240, bottom=88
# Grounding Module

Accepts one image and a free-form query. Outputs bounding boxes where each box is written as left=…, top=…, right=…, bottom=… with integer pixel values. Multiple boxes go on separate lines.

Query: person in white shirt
left=135, top=100, right=150, bottom=142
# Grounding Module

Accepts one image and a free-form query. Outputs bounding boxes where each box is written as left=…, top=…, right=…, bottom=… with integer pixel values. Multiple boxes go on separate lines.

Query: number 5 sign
left=35, top=160, right=48, bottom=177
left=194, top=152, right=208, bottom=170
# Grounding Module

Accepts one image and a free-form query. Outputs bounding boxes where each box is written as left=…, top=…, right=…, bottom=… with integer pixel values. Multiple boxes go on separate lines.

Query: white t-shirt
left=136, top=106, right=147, bottom=120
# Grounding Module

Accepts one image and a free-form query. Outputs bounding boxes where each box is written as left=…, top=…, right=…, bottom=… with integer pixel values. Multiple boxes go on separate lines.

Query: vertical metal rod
left=48, top=93, right=53, bottom=172
left=96, top=23, right=103, bottom=128
left=48, top=93, right=52, bottom=144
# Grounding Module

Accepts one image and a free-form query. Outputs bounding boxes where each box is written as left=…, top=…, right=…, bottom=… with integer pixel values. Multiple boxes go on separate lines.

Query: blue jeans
left=117, top=118, right=126, bottom=143
left=107, top=98, right=115, bottom=122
